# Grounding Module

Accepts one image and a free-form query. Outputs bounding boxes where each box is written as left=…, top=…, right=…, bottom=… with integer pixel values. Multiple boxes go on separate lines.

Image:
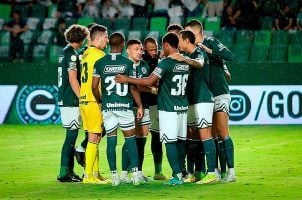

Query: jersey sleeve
left=207, top=37, right=234, bottom=61
left=93, top=58, right=102, bottom=78
left=152, top=59, right=166, bottom=79
left=67, top=53, right=78, bottom=71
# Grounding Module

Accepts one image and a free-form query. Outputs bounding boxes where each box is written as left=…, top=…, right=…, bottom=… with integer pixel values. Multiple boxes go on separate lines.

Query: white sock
left=228, top=168, right=235, bottom=176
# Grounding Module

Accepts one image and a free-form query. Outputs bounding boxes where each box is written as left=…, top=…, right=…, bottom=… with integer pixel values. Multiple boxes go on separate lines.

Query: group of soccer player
left=56, top=18, right=236, bottom=186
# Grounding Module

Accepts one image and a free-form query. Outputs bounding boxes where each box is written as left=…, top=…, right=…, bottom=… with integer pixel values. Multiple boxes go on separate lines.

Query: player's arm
left=137, top=85, right=158, bottom=95
left=169, top=52, right=204, bottom=68
left=68, top=69, right=80, bottom=98
left=92, top=76, right=101, bottom=104
left=199, top=39, right=234, bottom=61
left=130, top=85, right=144, bottom=119
left=115, top=73, right=159, bottom=87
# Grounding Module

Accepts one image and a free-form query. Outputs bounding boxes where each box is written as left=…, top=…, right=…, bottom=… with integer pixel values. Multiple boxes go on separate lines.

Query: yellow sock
left=85, top=142, right=98, bottom=176
left=93, top=149, right=100, bottom=177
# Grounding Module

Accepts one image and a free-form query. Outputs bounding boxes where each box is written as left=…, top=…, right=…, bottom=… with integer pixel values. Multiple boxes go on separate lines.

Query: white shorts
left=59, top=107, right=82, bottom=130
left=213, top=94, right=231, bottom=114
left=159, top=111, right=187, bottom=143
left=102, top=110, right=135, bottom=134
left=190, top=102, right=214, bottom=129
left=149, top=105, right=159, bottom=132
left=134, top=108, right=151, bottom=126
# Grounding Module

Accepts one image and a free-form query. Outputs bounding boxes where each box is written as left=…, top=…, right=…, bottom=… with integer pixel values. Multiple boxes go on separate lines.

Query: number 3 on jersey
left=81, top=62, right=88, bottom=83
left=171, top=74, right=188, bottom=96
left=105, top=76, right=128, bottom=96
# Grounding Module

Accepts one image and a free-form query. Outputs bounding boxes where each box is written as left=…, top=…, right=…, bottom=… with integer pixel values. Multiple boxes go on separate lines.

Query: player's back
left=94, top=53, right=134, bottom=111
left=80, top=46, right=105, bottom=103
left=155, top=57, right=189, bottom=112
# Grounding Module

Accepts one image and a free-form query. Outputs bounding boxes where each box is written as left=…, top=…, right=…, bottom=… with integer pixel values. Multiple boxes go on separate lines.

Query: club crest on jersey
left=103, top=65, right=126, bottom=74
left=71, top=55, right=77, bottom=61
left=173, top=64, right=189, bottom=72
left=141, top=67, right=148, bottom=75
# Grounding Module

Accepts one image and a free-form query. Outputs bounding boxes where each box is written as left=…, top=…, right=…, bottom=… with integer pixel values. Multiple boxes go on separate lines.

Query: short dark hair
left=90, top=24, right=107, bottom=41
left=162, top=32, right=179, bottom=49
left=64, top=24, right=88, bottom=43
left=167, top=24, right=183, bottom=33
left=143, top=37, right=158, bottom=46
left=87, top=22, right=97, bottom=31
left=185, top=19, right=203, bottom=33
left=109, top=32, right=125, bottom=47
left=126, top=39, right=142, bottom=48
left=179, top=30, right=195, bottom=44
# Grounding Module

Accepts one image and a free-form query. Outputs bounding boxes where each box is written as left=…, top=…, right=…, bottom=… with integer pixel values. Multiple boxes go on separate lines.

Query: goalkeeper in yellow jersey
left=79, top=24, right=108, bottom=184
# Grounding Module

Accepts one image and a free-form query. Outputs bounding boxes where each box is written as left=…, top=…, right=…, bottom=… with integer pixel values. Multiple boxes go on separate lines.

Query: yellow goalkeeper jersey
left=80, top=46, right=105, bottom=103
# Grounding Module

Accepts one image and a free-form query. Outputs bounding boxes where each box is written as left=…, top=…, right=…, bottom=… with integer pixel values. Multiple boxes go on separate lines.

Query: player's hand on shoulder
left=115, top=74, right=127, bottom=83
left=169, top=52, right=185, bottom=62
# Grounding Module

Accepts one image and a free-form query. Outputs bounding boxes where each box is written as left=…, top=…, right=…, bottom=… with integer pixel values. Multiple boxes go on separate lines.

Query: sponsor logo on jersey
left=174, top=105, right=188, bottom=111
left=103, top=65, right=126, bottom=74
left=106, top=102, right=130, bottom=108
left=16, top=85, right=60, bottom=124
left=173, top=64, right=189, bottom=72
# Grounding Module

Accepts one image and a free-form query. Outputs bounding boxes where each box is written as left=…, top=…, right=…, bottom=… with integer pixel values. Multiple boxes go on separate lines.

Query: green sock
left=81, top=131, right=88, bottom=149
left=136, top=137, right=147, bottom=171
left=218, top=139, right=227, bottom=173
left=151, top=131, right=163, bottom=173
left=213, top=137, right=219, bottom=169
left=165, top=142, right=181, bottom=177
left=224, top=137, right=234, bottom=168
left=125, top=136, right=138, bottom=169
left=176, top=140, right=186, bottom=173
left=59, top=129, right=78, bottom=177
left=121, top=143, right=129, bottom=171
left=106, top=135, right=117, bottom=171
left=202, top=139, right=216, bottom=173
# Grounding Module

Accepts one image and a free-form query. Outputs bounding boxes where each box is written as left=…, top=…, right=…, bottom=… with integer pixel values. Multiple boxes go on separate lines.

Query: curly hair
left=64, top=24, right=88, bottom=43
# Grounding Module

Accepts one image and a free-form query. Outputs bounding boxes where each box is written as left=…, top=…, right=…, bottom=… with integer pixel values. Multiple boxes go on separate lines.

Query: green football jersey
left=202, top=37, right=234, bottom=96
left=93, top=53, right=134, bottom=111
left=133, top=60, right=151, bottom=108
left=153, top=57, right=189, bottom=113
left=58, top=45, right=81, bottom=107
left=186, top=47, right=213, bottom=105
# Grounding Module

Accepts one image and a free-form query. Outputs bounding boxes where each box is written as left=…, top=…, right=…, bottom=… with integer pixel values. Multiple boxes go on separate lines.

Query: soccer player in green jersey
left=57, top=24, right=88, bottom=182
left=92, top=32, right=144, bottom=186
left=115, top=32, right=190, bottom=185
left=175, top=30, right=218, bottom=184
left=119, top=39, right=152, bottom=183
left=185, top=19, right=236, bottom=182
left=142, top=37, right=167, bottom=180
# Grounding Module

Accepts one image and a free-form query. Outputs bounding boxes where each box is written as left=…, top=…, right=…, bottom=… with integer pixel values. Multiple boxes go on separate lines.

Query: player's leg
left=149, top=105, right=166, bottom=180
left=57, top=107, right=81, bottom=182
left=193, top=103, right=218, bottom=184
left=103, top=110, right=119, bottom=186
left=211, top=124, right=221, bottom=178
left=119, top=110, right=143, bottom=185
left=159, top=111, right=184, bottom=185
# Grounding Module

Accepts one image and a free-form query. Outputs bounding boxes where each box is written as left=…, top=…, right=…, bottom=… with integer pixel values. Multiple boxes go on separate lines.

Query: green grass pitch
left=0, top=125, right=302, bottom=199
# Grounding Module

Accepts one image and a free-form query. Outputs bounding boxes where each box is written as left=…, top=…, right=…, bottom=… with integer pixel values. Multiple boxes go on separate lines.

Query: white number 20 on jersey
left=105, top=76, right=128, bottom=96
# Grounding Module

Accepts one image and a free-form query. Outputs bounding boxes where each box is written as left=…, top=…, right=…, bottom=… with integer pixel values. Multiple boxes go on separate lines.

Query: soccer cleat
left=57, top=175, right=72, bottom=183
left=120, top=173, right=132, bottom=184
left=94, top=173, right=108, bottom=182
left=69, top=173, right=82, bottom=182
left=183, top=173, right=196, bottom=183
left=196, top=173, right=218, bottom=184
left=153, top=173, right=167, bottom=180
left=111, top=173, right=121, bottom=186
left=132, top=171, right=144, bottom=185
left=222, top=174, right=236, bottom=183
left=83, top=175, right=107, bottom=184
left=74, top=149, right=85, bottom=167
left=166, top=177, right=184, bottom=186
left=195, top=172, right=206, bottom=182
